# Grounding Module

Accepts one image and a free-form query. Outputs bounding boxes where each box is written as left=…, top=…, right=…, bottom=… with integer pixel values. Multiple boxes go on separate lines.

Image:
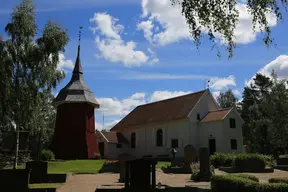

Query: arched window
left=197, top=113, right=200, bottom=121
left=131, top=132, right=136, bottom=148
left=156, top=129, right=163, bottom=147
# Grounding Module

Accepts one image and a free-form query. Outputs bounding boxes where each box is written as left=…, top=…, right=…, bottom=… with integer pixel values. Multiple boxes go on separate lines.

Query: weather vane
left=78, top=26, right=83, bottom=46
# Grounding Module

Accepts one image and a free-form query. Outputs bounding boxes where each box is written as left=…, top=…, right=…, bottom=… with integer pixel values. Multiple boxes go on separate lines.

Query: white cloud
left=233, top=89, right=242, bottom=97
left=97, top=93, right=146, bottom=116
left=90, top=12, right=158, bottom=67
left=138, top=0, right=277, bottom=46
left=212, top=91, right=221, bottom=99
left=209, top=75, right=237, bottom=90
left=95, top=120, right=120, bottom=130
left=149, top=91, right=191, bottom=102
left=57, top=53, right=74, bottom=71
left=246, top=55, right=288, bottom=86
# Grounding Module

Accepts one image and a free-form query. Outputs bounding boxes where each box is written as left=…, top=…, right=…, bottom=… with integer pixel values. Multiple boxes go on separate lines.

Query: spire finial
left=78, top=26, right=83, bottom=47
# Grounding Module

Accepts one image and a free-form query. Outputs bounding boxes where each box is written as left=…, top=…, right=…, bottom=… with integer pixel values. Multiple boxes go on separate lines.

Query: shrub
left=262, top=155, right=275, bottom=167
left=40, top=149, right=55, bottom=161
left=210, top=152, right=235, bottom=168
left=231, top=173, right=259, bottom=182
left=234, top=153, right=266, bottom=172
left=269, top=178, right=288, bottom=184
left=211, top=175, right=288, bottom=192
left=190, top=170, right=200, bottom=181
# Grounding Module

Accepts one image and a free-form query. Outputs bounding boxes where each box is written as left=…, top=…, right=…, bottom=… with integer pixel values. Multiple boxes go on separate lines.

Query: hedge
left=210, top=153, right=235, bottom=168
left=211, top=175, right=288, bottom=192
left=234, top=154, right=266, bottom=172
left=269, top=178, right=288, bottom=184
left=231, top=173, right=259, bottom=182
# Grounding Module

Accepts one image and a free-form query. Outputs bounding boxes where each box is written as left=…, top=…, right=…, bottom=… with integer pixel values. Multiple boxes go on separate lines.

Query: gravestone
left=0, top=169, right=30, bottom=192
left=199, top=147, right=212, bottom=181
left=26, top=161, right=48, bottom=183
left=125, top=159, right=157, bottom=189
left=118, top=153, right=135, bottom=183
left=184, top=145, right=197, bottom=164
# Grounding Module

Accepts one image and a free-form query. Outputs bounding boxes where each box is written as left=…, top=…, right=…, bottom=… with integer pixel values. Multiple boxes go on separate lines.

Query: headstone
left=118, top=153, right=135, bottom=183
left=26, top=161, right=48, bottom=183
left=0, top=169, right=30, bottom=192
left=199, top=147, right=212, bottom=181
left=170, top=158, right=183, bottom=167
left=184, top=145, right=197, bottom=164
left=125, top=159, right=157, bottom=189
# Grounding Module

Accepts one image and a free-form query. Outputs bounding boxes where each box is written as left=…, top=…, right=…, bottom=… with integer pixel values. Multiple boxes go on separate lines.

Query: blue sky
left=1, top=0, right=288, bottom=130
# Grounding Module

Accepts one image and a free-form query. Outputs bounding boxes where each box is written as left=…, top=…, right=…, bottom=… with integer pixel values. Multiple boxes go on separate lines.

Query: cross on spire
left=78, top=26, right=83, bottom=46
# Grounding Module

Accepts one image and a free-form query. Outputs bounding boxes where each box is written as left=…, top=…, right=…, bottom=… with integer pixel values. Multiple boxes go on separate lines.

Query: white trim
left=98, top=131, right=109, bottom=143
left=222, top=108, right=233, bottom=120
left=223, top=108, right=245, bottom=123
left=187, top=89, right=208, bottom=118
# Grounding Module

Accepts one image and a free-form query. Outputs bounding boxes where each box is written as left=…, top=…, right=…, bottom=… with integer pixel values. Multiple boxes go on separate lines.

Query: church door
left=98, top=142, right=105, bottom=157
left=209, top=139, right=216, bottom=156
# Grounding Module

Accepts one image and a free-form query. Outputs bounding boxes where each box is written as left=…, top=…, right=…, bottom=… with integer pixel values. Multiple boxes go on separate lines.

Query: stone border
left=219, top=167, right=274, bottom=173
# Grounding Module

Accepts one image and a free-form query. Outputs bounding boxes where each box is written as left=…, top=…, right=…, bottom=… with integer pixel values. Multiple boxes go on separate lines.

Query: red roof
left=101, top=131, right=129, bottom=144
left=111, top=90, right=207, bottom=131
left=200, top=108, right=232, bottom=123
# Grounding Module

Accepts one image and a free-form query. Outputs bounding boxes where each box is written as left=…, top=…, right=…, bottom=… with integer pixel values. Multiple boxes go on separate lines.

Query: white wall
left=187, top=90, right=220, bottom=152
left=221, top=111, right=244, bottom=153
left=105, top=143, right=130, bottom=159
left=120, top=119, right=191, bottom=158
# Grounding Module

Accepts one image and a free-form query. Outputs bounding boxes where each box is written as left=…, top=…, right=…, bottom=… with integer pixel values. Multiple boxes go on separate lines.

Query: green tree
left=216, top=89, right=237, bottom=108
left=171, top=0, right=286, bottom=58
left=0, top=0, right=69, bottom=168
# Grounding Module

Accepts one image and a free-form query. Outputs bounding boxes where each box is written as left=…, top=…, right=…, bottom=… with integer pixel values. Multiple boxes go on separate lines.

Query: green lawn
left=29, top=183, right=63, bottom=189
left=9, top=159, right=169, bottom=174
left=9, top=160, right=106, bottom=174
left=156, top=161, right=170, bottom=168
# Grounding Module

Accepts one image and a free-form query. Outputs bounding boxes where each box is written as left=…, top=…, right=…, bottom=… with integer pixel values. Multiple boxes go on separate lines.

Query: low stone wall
left=96, top=187, right=210, bottom=192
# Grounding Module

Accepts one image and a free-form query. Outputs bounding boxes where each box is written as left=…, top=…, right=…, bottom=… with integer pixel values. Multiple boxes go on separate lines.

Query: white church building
left=95, top=89, right=244, bottom=159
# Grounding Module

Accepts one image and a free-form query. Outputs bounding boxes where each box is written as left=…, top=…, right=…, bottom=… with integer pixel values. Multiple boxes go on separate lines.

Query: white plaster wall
left=187, top=90, right=220, bottom=151
left=222, top=111, right=244, bottom=153
left=199, top=121, right=225, bottom=152
left=120, top=119, right=191, bottom=158
left=105, top=143, right=130, bottom=159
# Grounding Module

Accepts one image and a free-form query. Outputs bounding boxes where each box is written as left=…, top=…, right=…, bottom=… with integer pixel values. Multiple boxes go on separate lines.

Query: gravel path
left=56, top=169, right=288, bottom=192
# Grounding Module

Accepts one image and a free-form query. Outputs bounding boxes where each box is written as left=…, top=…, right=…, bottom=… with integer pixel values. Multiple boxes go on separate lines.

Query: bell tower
left=50, top=27, right=100, bottom=159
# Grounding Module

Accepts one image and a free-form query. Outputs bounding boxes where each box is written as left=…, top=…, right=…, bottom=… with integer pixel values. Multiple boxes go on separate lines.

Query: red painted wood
left=50, top=103, right=99, bottom=159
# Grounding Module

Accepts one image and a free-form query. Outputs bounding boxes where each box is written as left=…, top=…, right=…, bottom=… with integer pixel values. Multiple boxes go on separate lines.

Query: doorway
left=98, top=142, right=105, bottom=157
left=209, top=139, right=216, bottom=156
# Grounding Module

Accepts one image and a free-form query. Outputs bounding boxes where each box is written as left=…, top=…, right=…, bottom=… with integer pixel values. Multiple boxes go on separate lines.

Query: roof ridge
left=137, top=89, right=207, bottom=108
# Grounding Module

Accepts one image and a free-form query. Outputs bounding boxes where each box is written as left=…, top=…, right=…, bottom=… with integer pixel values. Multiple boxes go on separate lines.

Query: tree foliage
left=171, top=0, right=287, bottom=58
left=240, top=72, right=288, bottom=157
left=217, top=89, right=238, bottom=108
left=0, top=0, right=69, bottom=166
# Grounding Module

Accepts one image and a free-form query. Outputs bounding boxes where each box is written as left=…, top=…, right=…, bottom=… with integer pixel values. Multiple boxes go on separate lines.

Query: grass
left=156, top=161, right=170, bottom=168
left=7, top=159, right=169, bottom=174
left=29, top=183, right=63, bottom=189
left=8, top=160, right=106, bottom=174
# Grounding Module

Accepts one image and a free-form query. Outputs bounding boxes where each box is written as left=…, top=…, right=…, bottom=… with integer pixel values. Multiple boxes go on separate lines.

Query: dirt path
left=56, top=169, right=208, bottom=192
left=56, top=169, right=288, bottom=192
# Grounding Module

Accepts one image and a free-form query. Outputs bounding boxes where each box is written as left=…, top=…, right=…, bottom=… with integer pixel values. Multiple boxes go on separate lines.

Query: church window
left=197, top=113, right=200, bottom=121
left=230, top=118, right=236, bottom=128
left=156, top=129, right=163, bottom=147
left=131, top=132, right=136, bottom=148
left=171, top=139, right=178, bottom=148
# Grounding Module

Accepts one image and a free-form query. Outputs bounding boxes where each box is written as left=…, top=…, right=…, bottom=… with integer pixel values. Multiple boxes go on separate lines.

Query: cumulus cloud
left=209, top=75, right=237, bottom=91
left=90, top=12, right=158, bottom=67
left=95, top=120, right=120, bottom=130
left=57, top=53, right=74, bottom=72
left=138, top=0, right=277, bottom=46
left=246, top=55, right=288, bottom=86
left=149, top=90, right=191, bottom=102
